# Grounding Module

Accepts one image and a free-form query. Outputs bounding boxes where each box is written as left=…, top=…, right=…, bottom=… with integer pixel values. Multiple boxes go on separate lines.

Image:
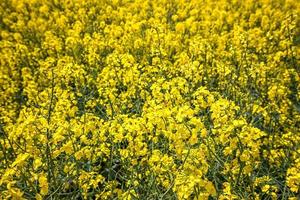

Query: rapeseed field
left=0, top=0, right=299, bottom=199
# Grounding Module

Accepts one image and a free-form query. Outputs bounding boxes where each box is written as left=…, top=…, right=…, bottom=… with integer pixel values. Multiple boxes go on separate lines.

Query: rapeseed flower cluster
left=0, top=0, right=299, bottom=199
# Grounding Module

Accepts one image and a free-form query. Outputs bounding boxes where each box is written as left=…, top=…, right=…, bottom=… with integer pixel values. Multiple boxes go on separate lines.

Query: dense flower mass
left=0, top=0, right=300, bottom=199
